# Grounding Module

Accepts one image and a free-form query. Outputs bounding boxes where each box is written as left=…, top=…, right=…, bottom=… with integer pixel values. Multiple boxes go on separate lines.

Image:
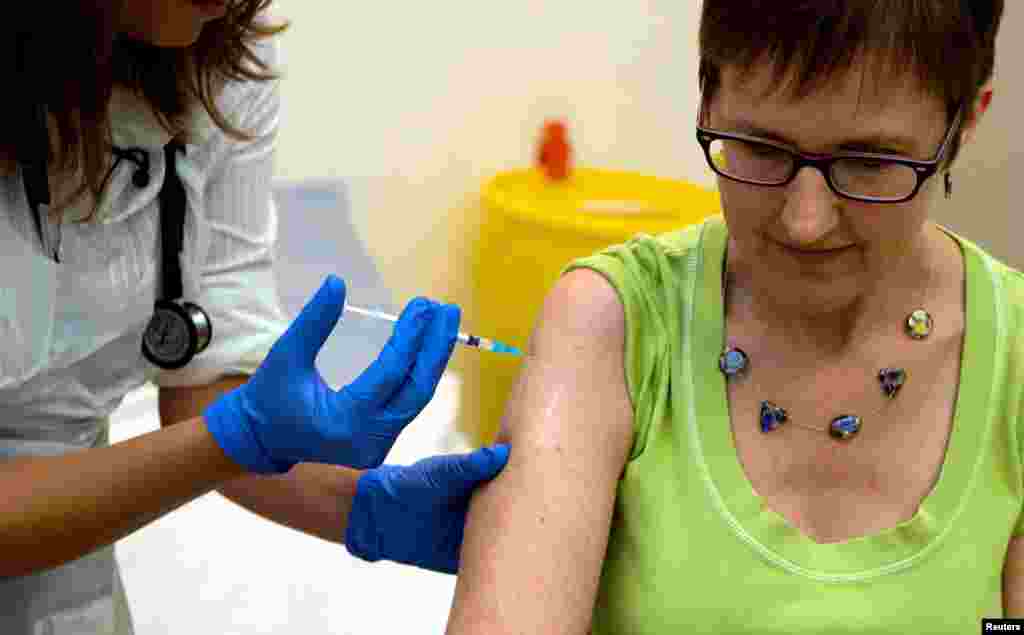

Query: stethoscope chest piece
left=141, top=300, right=212, bottom=370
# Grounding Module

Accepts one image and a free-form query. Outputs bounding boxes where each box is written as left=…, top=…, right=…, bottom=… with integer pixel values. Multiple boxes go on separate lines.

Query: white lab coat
left=0, top=32, right=290, bottom=633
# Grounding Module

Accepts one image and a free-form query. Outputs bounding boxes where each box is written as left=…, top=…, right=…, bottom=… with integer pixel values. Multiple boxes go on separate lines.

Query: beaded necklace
left=718, top=259, right=937, bottom=441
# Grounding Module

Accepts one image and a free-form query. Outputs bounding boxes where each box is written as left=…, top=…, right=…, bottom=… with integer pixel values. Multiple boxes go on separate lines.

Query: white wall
left=931, top=2, right=1015, bottom=267
left=273, top=2, right=1016, bottom=307
left=272, top=1, right=710, bottom=309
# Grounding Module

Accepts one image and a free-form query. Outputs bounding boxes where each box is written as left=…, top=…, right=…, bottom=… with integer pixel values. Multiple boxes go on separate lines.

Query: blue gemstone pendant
left=829, top=415, right=861, bottom=440
left=719, top=347, right=749, bottom=377
left=878, top=367, right=907, bottom=399
left=759, top=401, right=788, bottom=433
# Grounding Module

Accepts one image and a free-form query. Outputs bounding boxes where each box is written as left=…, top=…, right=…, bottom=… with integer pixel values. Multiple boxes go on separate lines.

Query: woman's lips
left=770, top=237, right=855, bottom=259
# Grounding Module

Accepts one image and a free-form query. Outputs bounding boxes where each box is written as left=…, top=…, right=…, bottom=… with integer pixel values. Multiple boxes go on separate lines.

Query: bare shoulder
left=529, top=267, right=626, bottom=357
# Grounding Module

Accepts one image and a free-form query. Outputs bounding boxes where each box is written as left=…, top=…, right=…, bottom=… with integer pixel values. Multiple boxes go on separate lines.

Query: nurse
left=0, top=1, right=507, bottom=633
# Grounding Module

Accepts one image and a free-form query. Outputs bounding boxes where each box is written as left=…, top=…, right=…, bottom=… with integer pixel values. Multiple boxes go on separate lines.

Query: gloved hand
left=345, top=444, right=511, bottom=574
left=203, top=274, right=460, bottom=473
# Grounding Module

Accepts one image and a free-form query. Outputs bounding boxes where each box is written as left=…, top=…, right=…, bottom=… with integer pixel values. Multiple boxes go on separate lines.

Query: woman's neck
left=723, top=224, right=959, bottom=362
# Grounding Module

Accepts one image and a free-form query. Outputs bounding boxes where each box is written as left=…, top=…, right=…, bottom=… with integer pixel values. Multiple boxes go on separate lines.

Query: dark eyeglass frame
left=695, top=99, right=963, bottom=204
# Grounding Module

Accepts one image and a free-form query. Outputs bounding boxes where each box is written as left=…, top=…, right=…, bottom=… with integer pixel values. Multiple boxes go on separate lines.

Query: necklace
left=717, top=261, right=936, bottom=442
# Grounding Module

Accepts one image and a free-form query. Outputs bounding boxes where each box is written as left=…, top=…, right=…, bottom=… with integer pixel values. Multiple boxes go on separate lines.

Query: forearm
left=159, top=375, right=361, bottom=545
left=216, top=462, right=361, bottom=545
left=0, top=415, right=245, bottom=578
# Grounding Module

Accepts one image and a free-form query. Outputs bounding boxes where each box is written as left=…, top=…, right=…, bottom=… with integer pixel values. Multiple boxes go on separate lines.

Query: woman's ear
left=960, top=80, right=994, bottom=147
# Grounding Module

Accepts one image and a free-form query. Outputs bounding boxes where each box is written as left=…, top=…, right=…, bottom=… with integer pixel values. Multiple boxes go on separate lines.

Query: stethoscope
left=18, top=102, right=212, bottom=370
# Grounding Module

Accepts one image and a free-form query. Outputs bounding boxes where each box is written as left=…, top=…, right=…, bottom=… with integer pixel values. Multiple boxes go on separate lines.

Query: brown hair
left=698, top=0, right=1004, bottom=167
left=4, top=0, right=290, bottom=223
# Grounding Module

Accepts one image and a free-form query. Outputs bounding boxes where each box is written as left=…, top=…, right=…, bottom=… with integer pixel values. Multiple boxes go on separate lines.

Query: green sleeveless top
left=563, top=215, right=1024, bottom=633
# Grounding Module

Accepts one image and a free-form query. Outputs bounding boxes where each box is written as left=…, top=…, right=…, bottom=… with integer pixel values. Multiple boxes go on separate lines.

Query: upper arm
left=447, top=268, right=634, bottom=635
left=1005, top=535, right=1024, bottom=617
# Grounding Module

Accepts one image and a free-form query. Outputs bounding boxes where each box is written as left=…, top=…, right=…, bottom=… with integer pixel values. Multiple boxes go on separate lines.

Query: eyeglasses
left=695, top=101, right=963, bottom=204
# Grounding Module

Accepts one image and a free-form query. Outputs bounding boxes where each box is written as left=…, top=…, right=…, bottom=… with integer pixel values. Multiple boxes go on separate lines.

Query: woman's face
left=707, top=59, right=970, bottom=314
left=117, top=0, right=228, bottom=47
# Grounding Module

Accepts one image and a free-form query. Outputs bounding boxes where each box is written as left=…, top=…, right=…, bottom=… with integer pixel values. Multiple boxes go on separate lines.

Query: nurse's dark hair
left=3, top=0, right=289, bottom=223
left=698, top=0, right=1004, bottom=168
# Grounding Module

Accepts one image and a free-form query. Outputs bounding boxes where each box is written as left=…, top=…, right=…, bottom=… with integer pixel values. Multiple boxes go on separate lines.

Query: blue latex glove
left=204, top=274, right=460, bottom=473
left=345, top=444, right=511, bottom=574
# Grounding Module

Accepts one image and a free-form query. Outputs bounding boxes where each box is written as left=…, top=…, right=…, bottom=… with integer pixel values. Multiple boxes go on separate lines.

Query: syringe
left=343, top=303, right=524, bottom=356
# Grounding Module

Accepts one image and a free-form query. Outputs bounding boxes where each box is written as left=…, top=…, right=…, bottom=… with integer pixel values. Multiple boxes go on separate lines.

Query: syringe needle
left=343, top=303, right=524, bottom=356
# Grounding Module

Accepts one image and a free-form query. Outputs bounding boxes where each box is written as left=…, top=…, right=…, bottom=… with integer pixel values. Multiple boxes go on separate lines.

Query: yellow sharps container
left=459, top=158, right=721, bottom=447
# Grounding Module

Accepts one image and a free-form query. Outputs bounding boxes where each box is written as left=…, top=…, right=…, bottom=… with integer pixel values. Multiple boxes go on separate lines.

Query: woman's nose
left=779, top=167, right=841, bottom=245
